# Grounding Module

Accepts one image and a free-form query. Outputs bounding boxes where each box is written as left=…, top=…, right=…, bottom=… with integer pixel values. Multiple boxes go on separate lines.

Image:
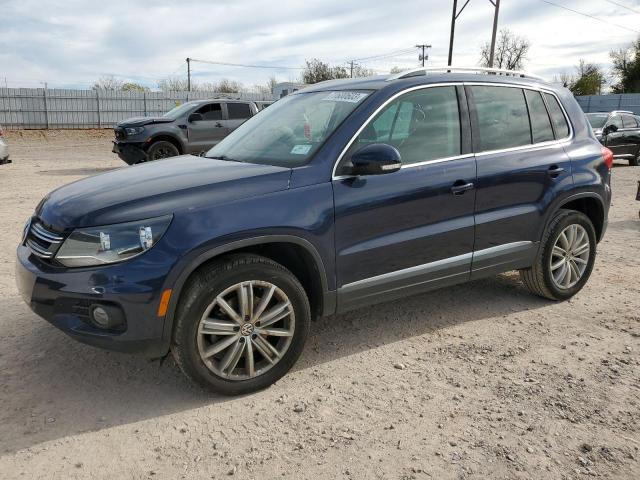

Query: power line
left=351, top=48, right=417, bottom=63
left=604, top=0, right=640, bottom=15
left=538, top=0, right=640, bottom=34
left=189, top=58, right=303, bottom=70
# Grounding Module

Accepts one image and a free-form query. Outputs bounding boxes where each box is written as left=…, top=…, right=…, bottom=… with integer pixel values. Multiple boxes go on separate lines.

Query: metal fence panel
left=0, top=88, right=273, bottom=129
left=576, top=94, right=640, bottom=115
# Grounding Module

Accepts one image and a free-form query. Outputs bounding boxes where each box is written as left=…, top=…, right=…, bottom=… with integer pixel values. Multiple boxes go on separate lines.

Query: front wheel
left=171, top=254, right=310, bottom=395
left=520, top=209, right=597, bottom=301
left=630, top=150, right=639, bottom=167
left=146, top=140, right=180, bottom=161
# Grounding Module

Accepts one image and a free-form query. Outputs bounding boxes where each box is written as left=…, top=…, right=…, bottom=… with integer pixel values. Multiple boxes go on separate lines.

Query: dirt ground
left=0, top=130, right=638, bottom=480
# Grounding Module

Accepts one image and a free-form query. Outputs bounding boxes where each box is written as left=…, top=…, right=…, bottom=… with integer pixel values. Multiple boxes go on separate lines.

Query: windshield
left=585, top=113, right=608, bottom=129
left=163, top=103, right=196, bottom=120
left=206, top=90, right=371, bottom=167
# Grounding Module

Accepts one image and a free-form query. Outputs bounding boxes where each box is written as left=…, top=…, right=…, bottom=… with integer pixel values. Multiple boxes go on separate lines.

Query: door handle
left=451, top=181, right=474, bottom=195
left=547, top=165, right=565, bottom=178
left=215, top=122, right=223, bottom=128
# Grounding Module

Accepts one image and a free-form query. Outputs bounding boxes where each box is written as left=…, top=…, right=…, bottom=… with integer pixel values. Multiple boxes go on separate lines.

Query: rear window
left=227, top=103, right=252, bottom=120
left=525, top=90, right=554, bottom=144
left=622, top=114, right=639, bottom=128
left=470, top=86, right=531, bottom=151
left=543, top=93, right=570, bottom=139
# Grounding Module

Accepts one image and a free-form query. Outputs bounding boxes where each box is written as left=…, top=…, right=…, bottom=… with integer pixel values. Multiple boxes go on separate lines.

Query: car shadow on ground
left=0, top=272, right=550, bottom=454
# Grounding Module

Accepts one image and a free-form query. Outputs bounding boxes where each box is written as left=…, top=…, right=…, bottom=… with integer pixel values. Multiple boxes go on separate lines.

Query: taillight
left=602, top=147, right=613, bottom=169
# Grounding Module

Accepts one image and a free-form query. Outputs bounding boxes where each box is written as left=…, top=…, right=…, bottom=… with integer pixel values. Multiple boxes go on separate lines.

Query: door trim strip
left=339, top=241, right=534, bottom=293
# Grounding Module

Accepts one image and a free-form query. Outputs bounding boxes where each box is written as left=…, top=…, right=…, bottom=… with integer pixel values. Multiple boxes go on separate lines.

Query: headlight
left=55, top=215, right=172, bottom=267
left=125, top=126, right=145, bottom=136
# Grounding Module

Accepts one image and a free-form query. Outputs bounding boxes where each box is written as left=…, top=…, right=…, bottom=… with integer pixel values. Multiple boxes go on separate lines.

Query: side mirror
left=188, top=113, right=203, bottom=123
left=604, top=124, right=618, bottom=135
left=349, top=143, right=402, bottom=176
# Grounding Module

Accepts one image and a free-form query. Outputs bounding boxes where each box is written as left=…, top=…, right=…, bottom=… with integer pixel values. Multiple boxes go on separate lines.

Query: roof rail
left=386, top=66, right=546, bottom=82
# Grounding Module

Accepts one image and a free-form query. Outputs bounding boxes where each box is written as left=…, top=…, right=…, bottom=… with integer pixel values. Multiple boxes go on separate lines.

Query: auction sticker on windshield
left=291, top=144, right=313, bottom=155
left=323, top=91, right=369, bottom=103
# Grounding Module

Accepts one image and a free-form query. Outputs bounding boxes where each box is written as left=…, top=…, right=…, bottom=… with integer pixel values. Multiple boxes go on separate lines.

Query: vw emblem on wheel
left=240, top=322, right=254, bottom=336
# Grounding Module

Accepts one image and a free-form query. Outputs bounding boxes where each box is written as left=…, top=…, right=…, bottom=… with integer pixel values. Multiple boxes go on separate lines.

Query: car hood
left=37, top=155, right=291, bottom=230
left=117, top=116, right=174, bottom=127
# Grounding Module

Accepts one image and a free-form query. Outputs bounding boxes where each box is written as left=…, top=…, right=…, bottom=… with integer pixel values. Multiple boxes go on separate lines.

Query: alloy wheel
left=550, top=224, right=590, bottom=290
left=196, top=281, right=295, bottom=380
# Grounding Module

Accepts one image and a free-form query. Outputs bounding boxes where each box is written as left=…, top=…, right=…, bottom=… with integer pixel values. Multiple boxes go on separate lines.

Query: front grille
left=114, top=127, right=126, bottom=140
left=25, top=220, right=66, bottom=262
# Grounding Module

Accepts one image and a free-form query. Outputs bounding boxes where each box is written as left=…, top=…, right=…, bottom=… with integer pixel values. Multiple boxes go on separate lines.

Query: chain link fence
left=0, top=88, right=274, bottom=129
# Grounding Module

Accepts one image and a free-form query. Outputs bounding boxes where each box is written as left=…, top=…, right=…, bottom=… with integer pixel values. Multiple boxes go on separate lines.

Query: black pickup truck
left=586, top=110, right=640, bottom=166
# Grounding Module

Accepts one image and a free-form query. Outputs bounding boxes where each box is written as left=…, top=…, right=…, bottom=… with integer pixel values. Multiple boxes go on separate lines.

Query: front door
left=333, top=85, right=476, bottom=312
left=187, top=102, right=228, bottom=153
left=603, top=114, right=626, bottom=157
left=465, top=85, right=574, bottom=278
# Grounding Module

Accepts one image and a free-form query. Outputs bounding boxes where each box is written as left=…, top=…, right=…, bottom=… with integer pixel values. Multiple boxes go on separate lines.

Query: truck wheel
left=520, top=209, right=596, bottom=301
left=147, top=141, right=179, bottom=161
left=171, top=254, right=310, bottom=395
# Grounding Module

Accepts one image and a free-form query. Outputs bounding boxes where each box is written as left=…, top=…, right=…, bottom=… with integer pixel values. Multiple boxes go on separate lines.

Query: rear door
left=621, top=114, right=640, bottom=158
left=224, top=102, right=253, bottom=133
left=466, top=85, right=573, bottom=278
left=333, top=85, right=477, bottom=311
left=187, top=102, right=228, bottom=153
left=603, top=114, right=626, bottom=157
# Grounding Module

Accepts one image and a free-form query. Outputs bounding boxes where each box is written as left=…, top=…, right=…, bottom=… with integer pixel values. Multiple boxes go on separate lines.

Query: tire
left=519, top=209, right=597, bottom=301
left=630, top=150, right=639, bottom=167
left=146, top=140, right=179, bottom=161
left=171, top=254, right=311, bottom=395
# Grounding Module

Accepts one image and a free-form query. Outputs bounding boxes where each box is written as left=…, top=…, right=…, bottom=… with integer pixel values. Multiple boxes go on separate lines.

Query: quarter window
left=609, top=115, right=624, bottom=129
left=470, top=86, right=531, bottom=151
left=525, top=90, right=554, bottom=144
left=351, top=86, right=461, bottom=165
left=227, top=103, right=252, bottom=120
left=543, top=93, right=570, bottom=139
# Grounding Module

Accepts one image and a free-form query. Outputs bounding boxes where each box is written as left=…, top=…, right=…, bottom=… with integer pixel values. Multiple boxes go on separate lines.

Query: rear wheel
left=172, top=254, right=310, bottom=395
left=147, top=140, right=179, bottom=161
left=630, top=150, right=639, bottom=166
left=520, top=209, right=597, bottom=301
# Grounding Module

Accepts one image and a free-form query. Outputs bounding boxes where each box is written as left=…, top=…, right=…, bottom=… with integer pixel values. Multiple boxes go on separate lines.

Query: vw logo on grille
left=240, top=323, right=254, bottom=336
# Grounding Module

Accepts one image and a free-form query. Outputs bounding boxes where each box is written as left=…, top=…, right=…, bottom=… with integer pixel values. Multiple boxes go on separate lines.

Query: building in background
left=273, top=82, right=306, bottom=99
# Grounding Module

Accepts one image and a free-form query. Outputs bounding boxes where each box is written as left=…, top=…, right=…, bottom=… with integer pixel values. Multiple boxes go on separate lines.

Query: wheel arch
left=146, top=133, right=185, bottom=154
left=161, top=235, right=334, bottom=346
left=550, top=192, right=606, bottom=242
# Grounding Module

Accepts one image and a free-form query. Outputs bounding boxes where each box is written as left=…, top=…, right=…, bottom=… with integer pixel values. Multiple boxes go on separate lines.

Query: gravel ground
left=0, top=130, right=639, bottom=480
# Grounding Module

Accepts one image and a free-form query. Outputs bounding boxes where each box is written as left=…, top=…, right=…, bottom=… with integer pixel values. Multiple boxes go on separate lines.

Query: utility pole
left=349, top=60, right=355, bottom=78
left=488, top=0, right=501, bottom=67
left=416, top=44, right=432, bottom=67
left=186, top=57, right=191, bottom=92
left=448, top=0, right=500, bottom=67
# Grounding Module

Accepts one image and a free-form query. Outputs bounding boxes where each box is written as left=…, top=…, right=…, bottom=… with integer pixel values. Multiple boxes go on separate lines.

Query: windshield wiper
left=206, top=155, right=243, bottom=162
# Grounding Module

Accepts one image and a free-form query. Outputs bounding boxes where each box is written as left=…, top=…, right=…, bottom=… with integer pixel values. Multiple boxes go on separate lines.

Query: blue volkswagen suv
left=16, top=67, right=612, bottom=394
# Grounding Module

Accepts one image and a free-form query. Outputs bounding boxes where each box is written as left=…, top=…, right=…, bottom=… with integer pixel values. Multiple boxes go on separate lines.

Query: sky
left=0, top=0, right=638, bottom=90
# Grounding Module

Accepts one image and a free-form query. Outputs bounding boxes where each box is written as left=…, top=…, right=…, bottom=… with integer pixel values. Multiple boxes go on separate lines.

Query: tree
left=390, top=66, right=405, bottom=74
left=351, top=65, right=375, bottom=78
left=122, top=82, right=149, bottom=92
left=553, top=71, right=574, bottom=89
left=92, top=75, right=124, bottom=91
left=157, top=76, right=190, bottom=91
left=569, top=60, right=605, bottom=96
left=610, top=38, right=640, bottom=93
left=301, top=58, right=349, bottom=84
left=479, top=29, right=530, bottom=70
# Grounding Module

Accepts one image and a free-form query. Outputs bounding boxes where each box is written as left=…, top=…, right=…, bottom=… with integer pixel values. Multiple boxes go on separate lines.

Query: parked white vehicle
left=0, top=125, right=10, bottom=164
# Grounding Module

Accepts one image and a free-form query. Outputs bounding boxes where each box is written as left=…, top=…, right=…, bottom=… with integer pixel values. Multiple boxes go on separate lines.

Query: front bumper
left=112, top=141, right=147, bottom=165
left=16, top=244, right=173, bottom=357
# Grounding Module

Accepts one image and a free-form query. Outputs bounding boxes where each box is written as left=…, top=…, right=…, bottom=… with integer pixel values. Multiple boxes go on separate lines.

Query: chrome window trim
left=331, top=82, right=573, bottom=180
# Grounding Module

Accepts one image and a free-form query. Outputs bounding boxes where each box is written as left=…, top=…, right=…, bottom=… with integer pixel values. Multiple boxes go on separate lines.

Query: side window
left=471, top=86, right=531, bottom=151
left=543, top=93, right=570, bottom=139
left=609, top=115, right=624, bottom=129
left=525, top=90, right=554, bottom=144
left=351, top=86, right=461, bottom=165
left=227, top=103, right=252, bottom=120
left=194, top=103, right=222, bottom=121
left=622, top=115, right=638, bottom=128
